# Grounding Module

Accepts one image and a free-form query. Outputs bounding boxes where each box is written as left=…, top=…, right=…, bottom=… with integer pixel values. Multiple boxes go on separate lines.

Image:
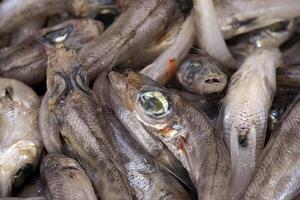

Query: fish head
left=0, top=78, right=39, bottom=112
left=176, top=54, right=227, bottom=95
left=47, top=45, right=91, bottom=110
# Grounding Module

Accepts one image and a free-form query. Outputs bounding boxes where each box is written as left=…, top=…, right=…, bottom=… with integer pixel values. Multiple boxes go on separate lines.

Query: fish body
left=40, top=154, right=97, bottom=200
left=0, top=78, right=42, bottom=197
left=43, top=45, right=133, bottom=200
left=243, top=95, right=300, bottom=199
left=220, top=47, right=282, bottom=199
left=109, top=71, right=231, bottom=200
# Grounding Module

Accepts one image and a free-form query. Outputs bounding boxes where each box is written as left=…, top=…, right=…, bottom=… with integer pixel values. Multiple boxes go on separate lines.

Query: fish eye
left=138, top=90, right=171, bottom=118
left=12, top=164, right=33, bottom=189
left=47, top=74, right=67, bottom=106
left=43, top=25, right=73, bottom=44
left=183, top=61, right=202, bottom=82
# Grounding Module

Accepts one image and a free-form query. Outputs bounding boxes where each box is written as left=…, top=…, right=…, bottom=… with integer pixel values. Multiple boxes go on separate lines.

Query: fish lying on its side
left=40, top=154, right=97, bottom=200
left=0, top=78, right=42, bottom=197
left=109, top=71, right=231, bottom=200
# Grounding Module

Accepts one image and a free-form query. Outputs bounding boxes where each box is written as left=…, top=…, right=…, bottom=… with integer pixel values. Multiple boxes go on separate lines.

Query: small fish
left=40, top=45, right=133, bottom=200
left=40, top=154, right=97, bottom=200
left=109, top=71, right=231, bottom=200
left=243, top=95, right=300, bottom=199
left=93, top=72, right=191, bottom=200
left=219, top=47, right=282, bottom=199
left=176, top=52, right=227, bottom=95
left=79, top=0, right=182, bottom=80
left=0, top=78, right=42, bottom=197
left=0, top=19, right=103, bottom=85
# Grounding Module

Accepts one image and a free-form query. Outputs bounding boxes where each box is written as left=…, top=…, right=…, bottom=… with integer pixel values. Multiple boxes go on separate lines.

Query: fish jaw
left=0, top=140, right=41, bottom=197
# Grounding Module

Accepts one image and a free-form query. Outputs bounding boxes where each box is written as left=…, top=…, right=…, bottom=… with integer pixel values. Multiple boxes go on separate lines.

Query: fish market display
left=1, top=0, right=300, bottom=199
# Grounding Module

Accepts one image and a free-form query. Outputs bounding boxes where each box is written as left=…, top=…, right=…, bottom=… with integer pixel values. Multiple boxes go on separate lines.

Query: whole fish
left=0, top=0, right=116, bottom=37
left=176, top=52, right=227, bottom=95
left=219, top=47, right=282, bottom=199
left=243, top=95, right=300, bottom=199
left=93, top=72, right=191, bottom=200
left=40, top=45, right=133, bottom=200
left=0, top=19, right=103, bottom=86
left=109, top=90, right=196, bottom=194
left=0, top=78, right=42, bottom=197
left=40, top=154, right=97, bottom=200
left=109, top=71, right=231, bottom=200
left=79, top=0, right=182, bottom=80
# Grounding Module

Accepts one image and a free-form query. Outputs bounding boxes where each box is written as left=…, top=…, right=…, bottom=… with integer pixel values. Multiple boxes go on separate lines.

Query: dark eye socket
left=138, top=90, right=171, bottom=118
left=42, top=25, right=73, bottom=44
left=183, top=61, right=202, bottom=81
left=4, top=87, right=13, bottom=100
left=12, top=164, right=33, bottom=189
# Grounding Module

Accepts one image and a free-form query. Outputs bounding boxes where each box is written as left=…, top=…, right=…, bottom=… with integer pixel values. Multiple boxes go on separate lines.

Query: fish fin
left=156, top=143, right=197, bottom=194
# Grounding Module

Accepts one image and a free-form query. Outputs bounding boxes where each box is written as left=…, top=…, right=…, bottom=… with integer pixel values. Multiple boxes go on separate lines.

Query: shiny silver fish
left=40, top=45, right=133, bottom=200
left=219, top=47, right=282, bottom=199
left=40, top=154, right=97, bottom=200
left=243, top=95, right=300, bottom=199
left=109, top=71, right=231, bottom=200
left=0, top=78, right=42, bottom=197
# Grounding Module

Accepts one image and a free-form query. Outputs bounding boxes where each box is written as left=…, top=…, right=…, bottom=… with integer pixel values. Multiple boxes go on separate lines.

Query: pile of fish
left=1, top=0, right=300, bottom=199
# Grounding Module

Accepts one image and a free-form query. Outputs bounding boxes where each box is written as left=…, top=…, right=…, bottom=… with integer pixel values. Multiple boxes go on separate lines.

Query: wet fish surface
left=109, top=71, right=231, bottom=200
left=40, top=154, right=97, bottom=200
left=243, top=95, right=300, bottom=200
left=41, top=45, right=133, bottom=200
left=0, top=78, right=42, bottom=197
left=219, top=47, right=282, bottom=199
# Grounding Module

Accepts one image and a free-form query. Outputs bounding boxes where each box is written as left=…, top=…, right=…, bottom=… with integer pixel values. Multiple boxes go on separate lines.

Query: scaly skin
left=92, top=72, right=191, bottom=200
left=40, top=154, right=97, bottom=200
left=220, top=47, right=282, bottom=199
left=42, top=45, right=133, bottom=200
left=0, top=19, right=103, bottom=86
left=109, top=71, right=231, bottom=200
left=243, top=95, right=300, bottom=200
left=0, top=78, right=42, bottom=197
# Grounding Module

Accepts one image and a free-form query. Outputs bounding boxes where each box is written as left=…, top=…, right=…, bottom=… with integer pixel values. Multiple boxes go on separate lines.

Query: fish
left=0, top=0, right=116, bottom=37
left=243, top=94, right=300, bottom=199
left=109, top=89, right=196, bottom=194
left=109, top=71, right=231, bottom=200
left=140, top=15, right=195, bottom=85
left=92, top=72, right=192, bottom=200
left=0, top=78, right=42, bottom=197
left=229, top=20, right=295, bottom=62
left=219, top=47, right=282, bottom=199
left=40, top=154, right=97, bottom=200
left=215, top=0, right=300, bottom=39
left=79, top=0, right=182, bottom=80
left=0, top=19, right=103, bottom=86
left=277, top=65, right=300, bottom=87
left=41, top=45, right=133, bottom=200
left=176, top=52, right=228, bottom=95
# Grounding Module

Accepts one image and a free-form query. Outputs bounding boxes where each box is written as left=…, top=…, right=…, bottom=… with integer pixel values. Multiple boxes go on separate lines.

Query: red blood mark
left=176, top=136, right=192, bottom=170
left=167, top=58, right=177, bottom=81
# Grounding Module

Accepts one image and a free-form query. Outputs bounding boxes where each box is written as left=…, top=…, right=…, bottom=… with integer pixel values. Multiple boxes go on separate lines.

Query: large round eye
left=12, top=164, right=33, bottom=189
left=47, top=75, right=67, bottom=106
left=138, top=90, right=171, bottom=118
left=75, top=68, right=88, bottom=90
left=182, top=61, right=202, bottom=83
left=42, top=25, right=72, bottom=44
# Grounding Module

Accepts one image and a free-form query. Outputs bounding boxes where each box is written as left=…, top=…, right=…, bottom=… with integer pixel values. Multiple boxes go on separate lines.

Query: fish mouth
left=197, top=75, right=227, bottom=94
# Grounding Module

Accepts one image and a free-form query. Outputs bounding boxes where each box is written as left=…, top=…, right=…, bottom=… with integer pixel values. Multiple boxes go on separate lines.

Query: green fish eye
left=138, top=91, right=171, bottom=117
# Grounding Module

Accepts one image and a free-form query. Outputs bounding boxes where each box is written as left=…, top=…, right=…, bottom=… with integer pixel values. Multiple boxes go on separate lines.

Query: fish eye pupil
left=141, top=96, right=163, bottom=113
